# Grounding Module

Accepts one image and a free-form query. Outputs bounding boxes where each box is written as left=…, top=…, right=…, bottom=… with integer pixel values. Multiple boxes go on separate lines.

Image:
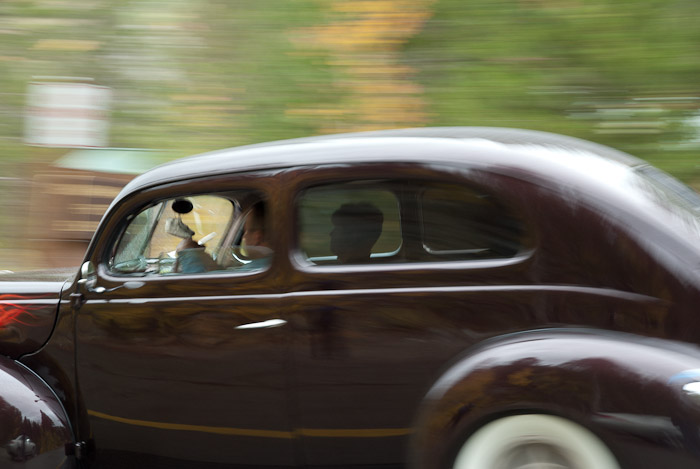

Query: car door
left=74, top=174, right=296, bottom=467
left=283, top=164, right=536, bottom=467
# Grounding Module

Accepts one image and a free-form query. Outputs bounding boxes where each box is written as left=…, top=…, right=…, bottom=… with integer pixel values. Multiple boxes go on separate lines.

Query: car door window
left=113, top=202, right=164, bottom=269
left=111, top=193, right=270, bottom=275
left=299, top=186, right=401, bottom=264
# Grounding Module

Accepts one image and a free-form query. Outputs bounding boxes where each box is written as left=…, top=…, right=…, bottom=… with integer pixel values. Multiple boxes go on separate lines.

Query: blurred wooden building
left=29, top=149, right=165, bottom=268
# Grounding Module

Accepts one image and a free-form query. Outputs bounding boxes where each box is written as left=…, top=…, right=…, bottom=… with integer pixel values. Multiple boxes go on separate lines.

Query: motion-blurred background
left=2, top=0, right=700, bottom=270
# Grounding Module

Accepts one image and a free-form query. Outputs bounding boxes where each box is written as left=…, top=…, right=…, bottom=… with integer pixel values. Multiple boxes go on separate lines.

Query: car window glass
left=419, top=185, right=523, bottom=259
left=111, top=194, right=270, bottom=276
left=217, top=201, right=273, bottom=272
left=149, top=195, right=233, bottom=260
left=113, top=202, right=163, bottom=267
left=299, top=186, right=401, bottom=264
left=298, top=181, right=523, bottom=267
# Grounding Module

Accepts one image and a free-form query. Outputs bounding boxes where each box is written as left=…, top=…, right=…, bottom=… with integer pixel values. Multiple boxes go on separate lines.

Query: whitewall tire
left=453, top=414, right=620, bottom=469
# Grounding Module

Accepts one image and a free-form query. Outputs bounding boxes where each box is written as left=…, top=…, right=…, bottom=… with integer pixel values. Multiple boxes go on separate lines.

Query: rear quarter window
left=419, top=185, right=523, bottom=259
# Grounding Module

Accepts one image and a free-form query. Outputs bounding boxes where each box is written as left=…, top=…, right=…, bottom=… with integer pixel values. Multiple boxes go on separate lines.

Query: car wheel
left=452, top=414, right=620, bottom=469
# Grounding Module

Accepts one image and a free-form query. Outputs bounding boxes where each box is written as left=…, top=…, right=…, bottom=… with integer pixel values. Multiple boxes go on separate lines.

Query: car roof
left=113, top=126, right=646, bottom=207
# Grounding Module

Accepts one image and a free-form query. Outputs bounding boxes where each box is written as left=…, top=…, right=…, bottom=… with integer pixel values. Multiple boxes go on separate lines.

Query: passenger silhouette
left=330, top=202, right=383, bottom=263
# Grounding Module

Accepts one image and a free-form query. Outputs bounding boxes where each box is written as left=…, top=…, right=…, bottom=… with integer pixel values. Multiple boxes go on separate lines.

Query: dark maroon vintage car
left=3, top=127, right=700, bottom=468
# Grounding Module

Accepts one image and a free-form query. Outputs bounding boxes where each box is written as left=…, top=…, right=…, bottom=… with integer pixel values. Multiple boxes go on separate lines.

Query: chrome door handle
left=235, top=319, right=287, bottom=330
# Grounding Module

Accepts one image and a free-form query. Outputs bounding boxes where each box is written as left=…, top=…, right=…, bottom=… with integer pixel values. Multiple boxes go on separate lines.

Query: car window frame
left=296, top=181, right=404, bottom=265
left=417, top=184, right=524, bottom=259
left=90, top=172, right=280, bottom=289
left=108, top=193, right=238, bottom=277
left=287, top=162, right=535, bottom=273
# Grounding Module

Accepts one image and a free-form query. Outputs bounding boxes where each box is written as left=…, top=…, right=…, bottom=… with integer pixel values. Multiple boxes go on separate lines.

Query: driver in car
left=164, top=201, right=219, bottom=274
left=173, top=236, right=219, bottom=273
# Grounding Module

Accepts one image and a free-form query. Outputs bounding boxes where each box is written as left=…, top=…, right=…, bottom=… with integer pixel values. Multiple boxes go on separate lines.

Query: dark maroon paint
left=0, top=127, right=699, bottom=468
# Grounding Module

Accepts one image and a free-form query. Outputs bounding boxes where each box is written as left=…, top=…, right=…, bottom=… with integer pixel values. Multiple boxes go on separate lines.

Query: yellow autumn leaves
left=288, top=0, right=435, bottom=133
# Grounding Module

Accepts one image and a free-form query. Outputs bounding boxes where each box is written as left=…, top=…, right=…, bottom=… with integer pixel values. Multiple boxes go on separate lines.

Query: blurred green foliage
left=1, top=0, right=700, bottom=176
left=0, top=0, right=334, bottom=160
left=0, top=1, right=700, bottom=177
left=405, top=0, right=700, bottom=180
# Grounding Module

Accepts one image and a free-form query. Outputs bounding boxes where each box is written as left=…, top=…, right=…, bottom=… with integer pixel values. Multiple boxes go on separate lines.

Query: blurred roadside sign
left=24, top=79, right=111, bottom=148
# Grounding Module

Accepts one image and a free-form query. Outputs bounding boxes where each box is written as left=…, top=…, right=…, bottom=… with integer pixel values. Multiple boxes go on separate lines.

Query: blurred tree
left=405, top=0, right=700, bottom=180
left=1, top=0, right=700, bottom=170
left=289, top=0, right=435, bottom=133
left=0, top=0, right=333, bottom=159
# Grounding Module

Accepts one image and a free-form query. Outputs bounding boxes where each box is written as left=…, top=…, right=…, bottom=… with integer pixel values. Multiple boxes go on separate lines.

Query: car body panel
left=110, top=127, right=642, bottom=204
left=74, top=286, right=295, bottom=466
left=0, top=355, right=73, bottom=467
left=411, top=330, right=700, bottom=468
left=277, top=159, right=690, bottom=467
left=69, top=172, right=296, bottom=467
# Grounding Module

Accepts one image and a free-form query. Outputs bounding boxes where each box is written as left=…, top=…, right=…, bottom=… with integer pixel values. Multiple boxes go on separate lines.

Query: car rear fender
left=409, top=329, right=700, bottom=469
left=0, top=355, right=74, bottom=467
